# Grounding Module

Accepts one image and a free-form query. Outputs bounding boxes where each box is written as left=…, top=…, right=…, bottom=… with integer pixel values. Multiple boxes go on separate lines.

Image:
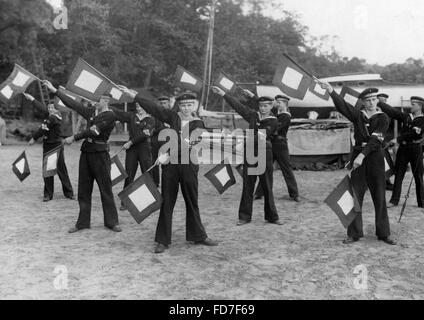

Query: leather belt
left=86, top=138, right=107, bottom=145
left=401, top=140, right=422, bottom=146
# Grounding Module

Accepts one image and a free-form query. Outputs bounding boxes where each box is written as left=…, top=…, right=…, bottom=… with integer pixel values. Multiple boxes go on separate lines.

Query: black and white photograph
left=1, top=0, right=424, bottom=304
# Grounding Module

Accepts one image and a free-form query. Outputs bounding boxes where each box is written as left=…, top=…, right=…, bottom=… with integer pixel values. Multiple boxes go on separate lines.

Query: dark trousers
left=390, top=144, right=424, bottom=206
left=349, top=150, right=391, bottom=239
left=43, top=143, right=74, bottom=199
left=155, top=164, right=208, bottom=246
left=123, top=143, right=152, bottom=189
left=76, top=151, right=119, bottom=229
left=151, top=135, right=160, bottom=187
left=255, top=141, right=299, bottom=198
left=239, top=147, right=279, bottom=222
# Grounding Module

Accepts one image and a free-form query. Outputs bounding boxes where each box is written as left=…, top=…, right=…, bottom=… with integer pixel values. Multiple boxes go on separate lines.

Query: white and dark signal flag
left=324, top=175, right=361, bottom=229
left=110, top=155, right=128, bottom=187
left=309, top=80, right=330, bottom=101
left=118, top=173, right=162, bottom=224
left=340, top=86, right=361, bottom=109
left=214, top=72, right=237, bottom=94
left=43, top=146, right=61, bottom=178
left=174, top=66, right=204, bottom=93
left=0, top=64, right=38, bottom=104
left=272, top=54, right=313, bottom=100
left=12, top=151, right=30, bottom=182
left=204, top=161, right=237, bottom=195
left=66, top=58, right=131, bottom=103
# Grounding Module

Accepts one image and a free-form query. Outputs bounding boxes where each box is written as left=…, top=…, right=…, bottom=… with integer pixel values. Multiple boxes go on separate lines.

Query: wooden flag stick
left=398, top=151, right=423, bottom=223
left=111, top=146, right=125, bottom=159
left=283, top=53, right=315, bottom=79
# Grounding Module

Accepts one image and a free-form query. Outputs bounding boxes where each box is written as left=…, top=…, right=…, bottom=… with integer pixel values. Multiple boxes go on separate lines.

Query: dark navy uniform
left=151, top=118, right=169, bottom=187
left=134, top=94, right=209, bottom=246
left=31, top=99, right=74, bottom=200
left=57, top=89, right=119, bottom=230
left=255, top=110, right=299, bottom=200
left=330, top=90, right=391, bottom=240
left=379, top=101, right=424, bottom=207
left=223, top=93, right=280, bottom=223
left=111, top=107, right=155, bottom=190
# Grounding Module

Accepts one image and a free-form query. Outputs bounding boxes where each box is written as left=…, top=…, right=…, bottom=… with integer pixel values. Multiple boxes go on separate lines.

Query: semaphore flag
left=174, top=66, right=204, bottom=93
left=324, top=175, right=361, bottom=229
left=118, top=173, right=162, bottom=224
left=12, top=151, right=30, bottom=182
left=340, top=86, right=361, bottom=109
left=43, top=146, right=61, bottom=178
left=272, top=54, right=313, bottom=100
left=309, top=80, right=330, bottom=101
left=110, top=155, right=128, bottom=187
left=204, top=160, right=237, bottom=194
left=66, top=58, right=131, bottom=103
left=0, top=64, right=38, bottom=104
left=214, top=72, right=237, bottom=94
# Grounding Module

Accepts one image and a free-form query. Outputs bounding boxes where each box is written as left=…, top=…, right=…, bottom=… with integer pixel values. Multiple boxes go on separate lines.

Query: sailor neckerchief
left=361, top=107, right=384, bottom=119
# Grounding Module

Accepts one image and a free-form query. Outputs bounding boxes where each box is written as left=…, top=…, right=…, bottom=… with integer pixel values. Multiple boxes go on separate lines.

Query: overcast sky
left=265, top=0, right=424, bottom=65
left=46, top=0, right=424, bottom=66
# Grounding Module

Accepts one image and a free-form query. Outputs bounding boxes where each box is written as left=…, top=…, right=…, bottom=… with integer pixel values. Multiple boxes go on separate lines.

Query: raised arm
left=56, top=88, right=94, bottom=120
left=109, top=106, right=132, bottom=123
left=378, top=102, right=406, bottom=121
left=134, top=94, right=175, bottom=125
left=329, top=91, right=360, bottom=123
left=23, top=93, right=49, bottom=118
left=42, top=80, right=94, bottom=120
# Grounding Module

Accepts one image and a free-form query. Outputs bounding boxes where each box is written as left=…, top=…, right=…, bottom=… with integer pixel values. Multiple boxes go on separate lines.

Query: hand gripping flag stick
left=111, top=146, right=125, bottom=159
left=398, top=150, right=423, bottom=223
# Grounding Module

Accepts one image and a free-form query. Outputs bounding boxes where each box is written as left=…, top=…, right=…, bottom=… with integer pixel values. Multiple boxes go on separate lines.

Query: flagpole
left=199, top=0, right=217, bottom=114
left=283, top=53, right=315, bottom=79
left=398, top=150, right=423, bottom=222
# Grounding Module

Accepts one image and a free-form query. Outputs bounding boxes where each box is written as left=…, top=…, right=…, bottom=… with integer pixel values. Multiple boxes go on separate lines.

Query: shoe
left=119, top=205, right=126, bottom=211
left=111, top=225, right=122, bottom=233
left=43, top=196, right=52, bottom=202
left=292, top=196, right=301, bottom=203
left=195, top=238, right=219, bottom=246
left=68, top=227, right=81, bottom=234
left=66, top=195, right=75, bottom=200
left=237, top=220, right=250, bottom=226
left=154, top=243, right=168, bottom=254
left=269, top=219, right=285, bottom=225
left=254, top=195, right=263, bottom=200
left=387, top=202, right=398, bottom=208
left=342, top=237, right=359, bottom=244
left=378, top=237, right=397, bottom=245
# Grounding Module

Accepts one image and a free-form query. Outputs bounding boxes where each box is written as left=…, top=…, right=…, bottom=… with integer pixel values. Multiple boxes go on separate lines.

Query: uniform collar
left=178, top=112, right=200, bottom=122
left=361, top=108, right=383, bottom=119
left=410, top=113, right=424, bottom=120
left=136, top=113, right=150, bottom=121
left=50, top=113, right=62, bottom=121
left=278, top=111, right=291, bottom=117
left=257, top=112, right=277, bottom=121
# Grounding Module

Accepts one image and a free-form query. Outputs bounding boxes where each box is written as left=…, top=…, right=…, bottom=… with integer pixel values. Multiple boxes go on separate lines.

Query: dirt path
left=1, top=144, right=424, bottom=299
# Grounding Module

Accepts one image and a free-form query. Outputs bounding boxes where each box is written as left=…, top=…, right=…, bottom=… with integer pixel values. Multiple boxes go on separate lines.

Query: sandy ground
left=1, top=143, right=424, bottom=300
